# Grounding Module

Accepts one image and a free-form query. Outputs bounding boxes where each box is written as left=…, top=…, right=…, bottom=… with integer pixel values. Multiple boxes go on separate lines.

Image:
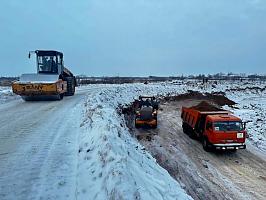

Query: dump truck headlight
left=237, top=132, right=244, bottom=139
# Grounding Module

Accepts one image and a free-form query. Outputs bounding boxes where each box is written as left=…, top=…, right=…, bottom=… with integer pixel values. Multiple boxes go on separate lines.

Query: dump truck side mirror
left=28, top=53, right=31, bottom=59
left=243, top=120, right=252, bottom=130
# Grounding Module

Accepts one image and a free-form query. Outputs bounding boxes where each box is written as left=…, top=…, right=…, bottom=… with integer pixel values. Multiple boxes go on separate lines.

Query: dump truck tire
left=203, top=137, right=212, bottom=152
left=182, top=122, right=187, bottom=134
left=65, top=77, right=75, bottom=96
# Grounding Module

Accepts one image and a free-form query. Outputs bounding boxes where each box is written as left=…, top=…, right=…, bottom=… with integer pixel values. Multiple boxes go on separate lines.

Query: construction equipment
left=12, top=50, right=76, bottom=101
left=181, top=101, right=247, bottom=151
left=135, top=96, right=159, bottom=128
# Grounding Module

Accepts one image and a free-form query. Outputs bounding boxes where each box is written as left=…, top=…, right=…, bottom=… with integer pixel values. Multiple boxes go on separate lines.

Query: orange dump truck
left=181, top=101, right=247, bottom=151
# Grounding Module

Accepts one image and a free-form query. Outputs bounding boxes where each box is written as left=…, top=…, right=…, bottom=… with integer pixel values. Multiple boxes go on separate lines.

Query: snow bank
left=77, top=85, right=192, bottom=200
left=0, top=86, right=17, bottom=103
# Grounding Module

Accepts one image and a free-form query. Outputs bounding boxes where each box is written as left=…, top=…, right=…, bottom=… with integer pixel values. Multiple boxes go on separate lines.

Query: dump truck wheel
left=65, top=77, right=75, bottom=96
left=182, top=122, right=187, bottom=134
left=188, top=129, right=195, bottom=139
left=203, top=137, right=212, bottom=152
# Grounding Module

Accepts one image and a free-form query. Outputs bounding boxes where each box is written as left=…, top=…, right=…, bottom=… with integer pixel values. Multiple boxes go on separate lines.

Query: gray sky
left=0, top=0, right=265, bottom=76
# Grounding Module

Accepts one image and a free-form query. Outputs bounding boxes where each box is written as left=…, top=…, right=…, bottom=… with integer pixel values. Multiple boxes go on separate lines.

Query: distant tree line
left=0, top=77, right=18, bottom=86
left=1, top=73, right=266, bottom=86
left=76, top=73, right=266, bottom=85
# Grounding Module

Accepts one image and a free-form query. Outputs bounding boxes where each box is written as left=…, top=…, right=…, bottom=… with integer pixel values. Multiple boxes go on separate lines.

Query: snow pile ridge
left=77, top=87, right=191, bottom=200
left=0, top=86, right=17, bottom=103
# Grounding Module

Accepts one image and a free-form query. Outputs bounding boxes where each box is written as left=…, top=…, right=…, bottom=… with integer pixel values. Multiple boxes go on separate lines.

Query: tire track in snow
left=0, top=88, right=90, bottom=200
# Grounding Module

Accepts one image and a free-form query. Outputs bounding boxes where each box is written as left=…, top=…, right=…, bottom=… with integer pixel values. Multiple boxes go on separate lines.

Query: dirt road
left=0, top=87, right=93, bottom=200
left=132, top=99, right=266, bottom=200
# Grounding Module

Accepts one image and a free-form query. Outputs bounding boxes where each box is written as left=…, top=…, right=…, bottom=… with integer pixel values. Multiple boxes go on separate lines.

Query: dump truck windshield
left=213, top=121, right=244, bottom=132
left=37, top=55, right=58, bottom=74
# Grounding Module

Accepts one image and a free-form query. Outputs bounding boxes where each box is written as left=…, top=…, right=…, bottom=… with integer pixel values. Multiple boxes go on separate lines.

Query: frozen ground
left=0, top=85, right=191, bottom=200
left=0, top=80, right=265, bottom=200
left=0, top=86, right=18, bottom=103
left=131, top=100, right=266, bottom=200
left=80, top=80, right=266, bottom=153
left=77, top=85, right=191, bottom=199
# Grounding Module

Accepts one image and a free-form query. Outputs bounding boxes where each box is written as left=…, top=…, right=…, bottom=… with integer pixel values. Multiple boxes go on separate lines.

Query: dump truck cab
left=12, top=50, right=76, bottom=101
left=181, top=101, right=247, bottom=151
left=204, top=114, right=246, bottom=150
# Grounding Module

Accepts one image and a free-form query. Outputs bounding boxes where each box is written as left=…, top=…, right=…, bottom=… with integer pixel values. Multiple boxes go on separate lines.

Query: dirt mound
left=163, top=91, right=236, bottom=106
left=189, top=101, right=224, bottom=112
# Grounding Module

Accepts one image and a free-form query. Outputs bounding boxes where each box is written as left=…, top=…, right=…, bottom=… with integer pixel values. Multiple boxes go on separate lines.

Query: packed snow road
left=0, top=88, right=90, bottom=200
left=133, top=99, right=266, bottom=200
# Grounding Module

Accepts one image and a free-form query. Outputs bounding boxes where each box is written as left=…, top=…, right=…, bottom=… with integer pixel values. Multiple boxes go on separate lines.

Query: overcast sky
left=0, top=0, right=265, bottom=76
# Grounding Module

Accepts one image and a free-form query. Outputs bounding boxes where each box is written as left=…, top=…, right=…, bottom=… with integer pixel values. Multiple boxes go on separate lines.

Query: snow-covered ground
left=77, top=85, right=191, bottom=199
left=77, top=81, right=266, bottom=198
left=1, top=81, right=266, bottom=153
left=0, top=80, right=265, bottom=200
left=79, top=81, right=266, bottom=153
left=0, top=86, right=17, bottom=103
left=0, top=85, right=191, bottom=200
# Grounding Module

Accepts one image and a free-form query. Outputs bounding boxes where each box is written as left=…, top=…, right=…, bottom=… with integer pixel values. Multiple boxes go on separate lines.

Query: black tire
left=59, top=93, right=64, bottom=100
left=188, top=129, right=195, bottom=139
left=230, top=149, right=237, bottom=153
left=182, top=122, right=188, bottom=134
left=135, top=118, right=140, bottom=128
left=202, top=137, right=212, bottom=152
left=65, top=77, right=75, bottom=96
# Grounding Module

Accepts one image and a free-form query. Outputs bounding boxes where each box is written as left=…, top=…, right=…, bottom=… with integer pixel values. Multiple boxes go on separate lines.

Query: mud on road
left=126, top=98, right=266, bottom=200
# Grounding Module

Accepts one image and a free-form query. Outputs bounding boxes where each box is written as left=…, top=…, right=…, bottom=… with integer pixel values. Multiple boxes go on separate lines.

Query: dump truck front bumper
left=212, top=143, right=246, bottom=150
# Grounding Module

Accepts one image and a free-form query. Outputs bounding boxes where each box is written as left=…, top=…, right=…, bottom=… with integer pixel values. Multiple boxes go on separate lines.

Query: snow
left=1, top=80, right=265, bottom=200
left=1, top=80, right=266, bottom=154
left=18, top=73, right=59, bottom=83
left=77, top=85, right=191, bottom=199
left=76, top=80, right=266, bottom=199
left=0, top=86, right=17, bottom=103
